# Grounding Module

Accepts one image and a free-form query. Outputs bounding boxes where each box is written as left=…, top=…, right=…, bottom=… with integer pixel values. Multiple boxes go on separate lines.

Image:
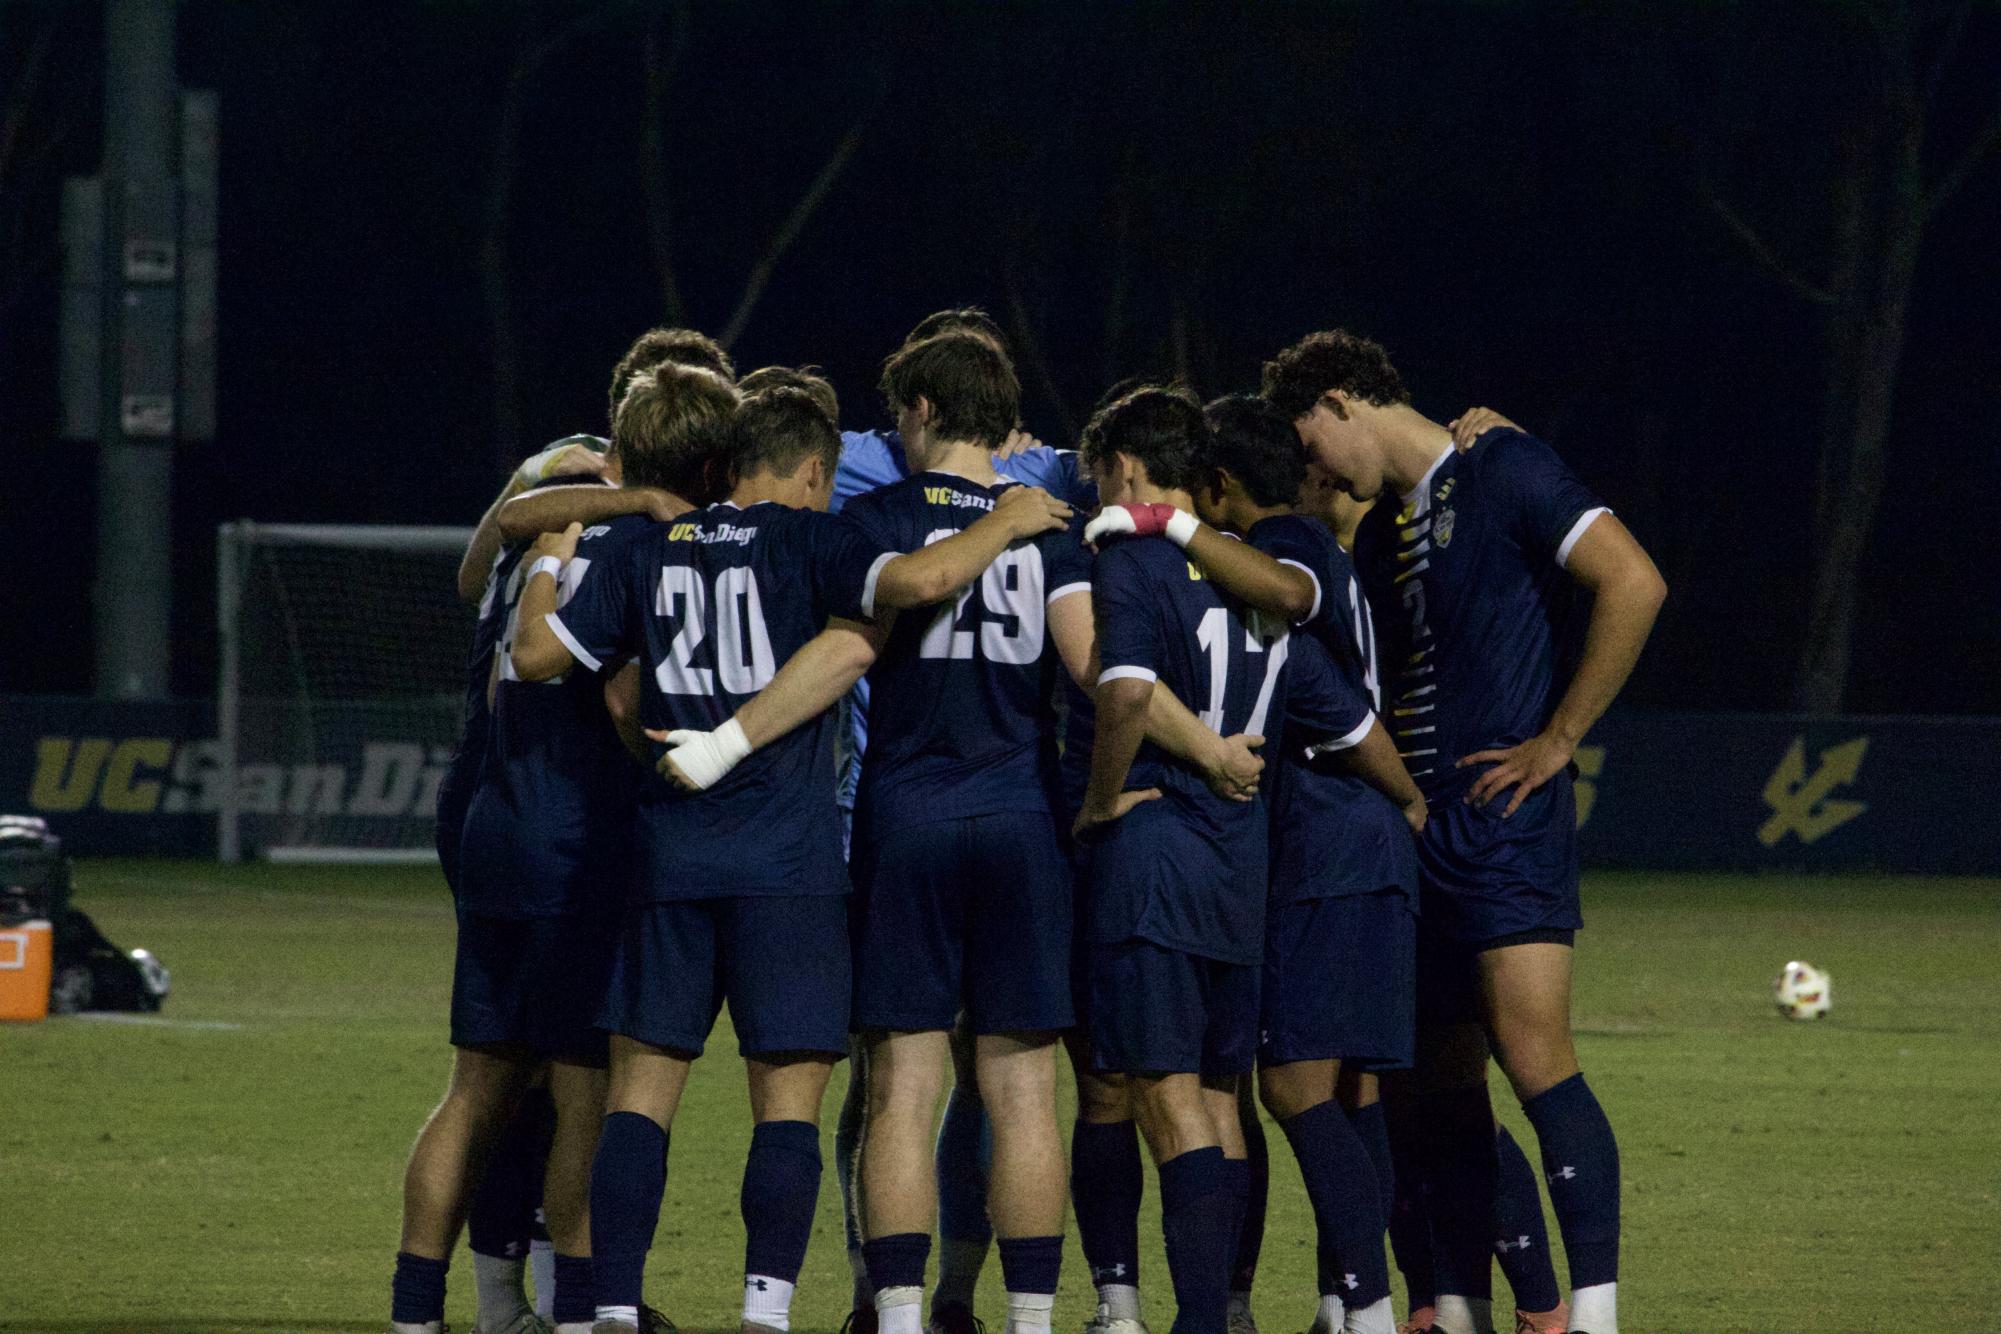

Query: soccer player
left=509, top=381, right=1075, bottom=1334
left=827, top=307, right=1093, bottom=1334
left=1174, top=394, right=1426, bottom=1334
left=1262, top=332, right=1666, bottom=1334
left=1075, top=386, right=1380, bottom=1334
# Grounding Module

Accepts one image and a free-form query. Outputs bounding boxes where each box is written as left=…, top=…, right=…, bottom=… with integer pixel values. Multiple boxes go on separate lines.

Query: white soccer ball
left=1773, top=960, right=1831, bottom=1020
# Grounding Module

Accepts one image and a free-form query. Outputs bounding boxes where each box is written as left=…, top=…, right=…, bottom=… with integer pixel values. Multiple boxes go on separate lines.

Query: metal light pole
left=61, top=0, right=216, bottom=699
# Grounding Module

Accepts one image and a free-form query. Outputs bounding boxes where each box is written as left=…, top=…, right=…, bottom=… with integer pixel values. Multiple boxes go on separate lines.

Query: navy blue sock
left=1414, top=1086, right=1496, bottom=1303
left=996, top=1234, right=1064, bottom=1295
left=589, top=1111, right=669, bottom=1312
left=936, top=1086, right=995, bottom=1250
left=552, top=1253, right=594, bottom=1325
left=1158, top=1146, right=1230, bottom=1334
left=1278, top=1101, right=1390, bottom=1309
left=1346, top=1100, right=1396, bottom=1226
left=742, top=1119, right=824, bottom=1283
left=1522, top=1073, right=1621, bottom=1289
left=390, top=1250, right=447, bottom=1324
left=1381, top=1101, right=1435, bottom=1309
left=1071, top=1118, right=1143, bottom=1289
left=1492, top=1123, right=1560, bottom=1311
left=863, top=1231, right=932, bottom=1292
left=1231, top=1106, right=1268, bottom=1294
left=467, top=1086, right=554, bottom=1260
left=1220, top=1156, right=1250, bottom=1298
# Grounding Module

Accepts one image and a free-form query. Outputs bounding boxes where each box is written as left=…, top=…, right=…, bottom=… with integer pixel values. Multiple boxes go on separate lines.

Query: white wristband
left=528, top=555, right=562, bottom=582
left=1163, top=508, right=1199, bottom=547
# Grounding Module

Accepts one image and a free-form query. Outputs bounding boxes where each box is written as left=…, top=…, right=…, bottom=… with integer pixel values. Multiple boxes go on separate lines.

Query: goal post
left=216, top=521, right=478, bottom=863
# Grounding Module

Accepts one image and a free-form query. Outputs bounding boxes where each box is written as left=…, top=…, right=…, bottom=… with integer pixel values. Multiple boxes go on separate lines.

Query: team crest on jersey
left=1434, top=506, right=1456, bottom=548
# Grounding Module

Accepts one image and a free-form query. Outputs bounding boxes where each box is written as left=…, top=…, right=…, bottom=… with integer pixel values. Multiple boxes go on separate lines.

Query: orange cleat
left=1512, top=1303, right=1570, bottom=1334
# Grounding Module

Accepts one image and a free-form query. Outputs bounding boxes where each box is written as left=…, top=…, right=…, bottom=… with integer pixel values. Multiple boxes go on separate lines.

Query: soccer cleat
left=1082, top=1315, right=1150, bottom=1334
left=1511, top=1304, right=1569, bottom=1334
left=743, top=1324, right=788, bottom=1334
left=1227, top=1308, right=1258, bottom=1334
left=474, top=1314, right=551, bottom=1334
left=639, top=1307, right=678, bottom=1334
left=929, top=1302, right=986, bottom=1334
left=843, top=1309, right=880, bottom=1334
left=1395, top=1310, right=1434, bottom=1334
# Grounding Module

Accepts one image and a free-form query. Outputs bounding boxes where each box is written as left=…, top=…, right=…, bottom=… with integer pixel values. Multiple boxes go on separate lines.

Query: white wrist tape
left=1163, top=508, right=1199, bottom=547
left=1083, top=508, right=1137, bottom=545
left=662, top=717, right=751, bottom=791
left=528, top=555, right=563, bottom=582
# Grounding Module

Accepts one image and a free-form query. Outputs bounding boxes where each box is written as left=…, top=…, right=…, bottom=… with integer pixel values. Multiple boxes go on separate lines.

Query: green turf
left=3, top=861, right=1997, bottom=1333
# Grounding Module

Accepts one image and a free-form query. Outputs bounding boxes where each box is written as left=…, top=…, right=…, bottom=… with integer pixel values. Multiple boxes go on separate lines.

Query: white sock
left=1228, top=1291, right=1254, bottom=1323
left=557, top=1323, right=597, bottom=1334
left=1343, top=1297, right=1393, bottom=1334
left=1312, top=1292, right=1344, bottom=1334
left=389, top=1323, right=440, bottom=1334
left=530, top=1238, right=556, bottom=1318
left=472, top=1252, right=530, bottom=1327
left=595, top=1304, right=640, bottom=1328
left=1569, top=1282, right=1617, bottom=1333
left=1099, top=1283, right=1142, bottom=1322
left=1005, top=1290, right=1055, bottom=1334
left=745, top=1274, right=797, bottom=1331
left=878, top=1284, right=925, bottom=1334
left=1433, top=1295, right=1494, bottom=1334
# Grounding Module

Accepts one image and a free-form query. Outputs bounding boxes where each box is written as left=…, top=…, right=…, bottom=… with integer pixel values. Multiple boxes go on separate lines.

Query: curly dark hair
left=1260, top=329, right=1410, bottom=420
left=1079, top=384, right=1210, bottom=494
left=1203, top=394, right=1305, bottom=508
left=608, top=327, right=736, bottom=425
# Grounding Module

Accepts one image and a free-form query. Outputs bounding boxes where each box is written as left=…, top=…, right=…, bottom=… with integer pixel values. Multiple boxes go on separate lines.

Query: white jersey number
left=917, top=530, right=1046, bottom=664
left=655, top=565, right=776, bottom=697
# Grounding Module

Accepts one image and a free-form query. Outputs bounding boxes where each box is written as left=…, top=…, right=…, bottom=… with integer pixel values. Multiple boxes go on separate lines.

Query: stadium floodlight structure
left=216, top=522, right=476, bottom=864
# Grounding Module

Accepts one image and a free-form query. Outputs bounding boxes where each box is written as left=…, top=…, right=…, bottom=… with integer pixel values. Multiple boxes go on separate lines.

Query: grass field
left=4, top=860, right=1998, bottom=1334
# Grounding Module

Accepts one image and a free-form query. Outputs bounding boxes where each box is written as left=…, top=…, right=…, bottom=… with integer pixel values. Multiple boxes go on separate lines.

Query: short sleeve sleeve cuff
left=1555, top=507, right=1611, bottom=569
left=1278, top=558, right=1323, bottom=623
left=1097, top=665, right=1157, bottom=686
left=543, top=613, right=602, bottom=674
left=859, top=550, right=897, bottom=619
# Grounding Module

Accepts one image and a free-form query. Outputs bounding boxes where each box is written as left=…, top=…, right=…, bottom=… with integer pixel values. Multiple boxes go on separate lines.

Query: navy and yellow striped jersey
left=1353, top=430, right=1608, bottom=805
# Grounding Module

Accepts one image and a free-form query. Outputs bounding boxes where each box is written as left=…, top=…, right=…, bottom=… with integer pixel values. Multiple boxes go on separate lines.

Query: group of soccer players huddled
left=389, top=308, right=1666, bottom=1334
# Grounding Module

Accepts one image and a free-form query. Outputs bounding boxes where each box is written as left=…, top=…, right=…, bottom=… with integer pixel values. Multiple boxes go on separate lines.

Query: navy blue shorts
left=851, top=812, right=1074, bottom=1035
left=1090, top=938, right=1258, bottom=1077
left=1415, top=769, right=1581, bottom=948
left=1258, top=889, right=1416, bottom=1070
left=599, top=895, right=851, bottom=1058
left=450, top=911, right=615, bottom=1064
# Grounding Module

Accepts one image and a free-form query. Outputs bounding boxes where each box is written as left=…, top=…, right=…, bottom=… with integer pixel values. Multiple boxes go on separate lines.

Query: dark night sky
left=3, top=0, right=1998, bottom=712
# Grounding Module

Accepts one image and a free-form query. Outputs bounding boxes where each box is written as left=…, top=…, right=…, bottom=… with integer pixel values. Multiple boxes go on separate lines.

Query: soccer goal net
left=216, top=522, right=477, bottom=863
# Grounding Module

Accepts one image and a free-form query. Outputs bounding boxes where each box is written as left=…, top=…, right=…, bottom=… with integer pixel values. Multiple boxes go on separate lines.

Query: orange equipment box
left=0, top=918, right=53, bottom=1022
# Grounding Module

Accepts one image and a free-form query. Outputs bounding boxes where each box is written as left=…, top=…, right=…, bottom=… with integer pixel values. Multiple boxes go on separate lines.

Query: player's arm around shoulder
left=495, top=482, right=687, bottom=544
left=1086, top=505, right=1318, bottom=623
left=867, top=485, right=1074, bottom=612
left=508, top=524, right=585, bottom=682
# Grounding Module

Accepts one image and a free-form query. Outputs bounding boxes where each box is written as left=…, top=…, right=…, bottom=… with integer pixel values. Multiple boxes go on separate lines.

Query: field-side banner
left=2, top=696, right=1998, bottom=872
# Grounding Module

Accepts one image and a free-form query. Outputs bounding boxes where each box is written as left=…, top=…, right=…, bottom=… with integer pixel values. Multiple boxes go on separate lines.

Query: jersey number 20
left=654, top=565, right=775, bottom=696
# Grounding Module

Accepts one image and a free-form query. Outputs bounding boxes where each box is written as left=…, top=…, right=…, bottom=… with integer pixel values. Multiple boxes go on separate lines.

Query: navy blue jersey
left=1246, top=514, right=1416, bottom=905
left=840, top=472, right=1094, bottom=838
left=457, top=516, right=644, bottom=918
left=1353, top=431, right=1607, bottom=804
left=437, top=546, right=508, bottom=872
left=1091, top=535, right=1369, bottom=963
left=550, top=501, right=883, bottom=902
